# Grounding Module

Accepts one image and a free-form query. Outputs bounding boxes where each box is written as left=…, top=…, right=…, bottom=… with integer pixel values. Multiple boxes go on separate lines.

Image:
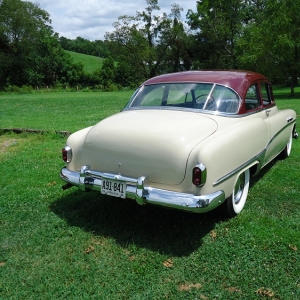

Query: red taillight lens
left=62, top=146, right=72, bottom=163
left=193, top=167, right=202, bottom=186
left=62, top=149, right=67, bottom=162
left=192, top=163, right=207, bottom=187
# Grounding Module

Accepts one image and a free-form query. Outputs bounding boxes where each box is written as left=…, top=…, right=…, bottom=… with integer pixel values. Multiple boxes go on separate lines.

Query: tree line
left=1, top=0, right=299, bottom=95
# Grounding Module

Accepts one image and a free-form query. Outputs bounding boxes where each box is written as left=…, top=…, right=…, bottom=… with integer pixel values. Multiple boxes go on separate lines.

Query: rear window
left=128, top=83, right=240, bottom=114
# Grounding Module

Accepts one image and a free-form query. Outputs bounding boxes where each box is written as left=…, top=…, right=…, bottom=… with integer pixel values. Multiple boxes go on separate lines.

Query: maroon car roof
left=142, top=70, right=268, bottom=96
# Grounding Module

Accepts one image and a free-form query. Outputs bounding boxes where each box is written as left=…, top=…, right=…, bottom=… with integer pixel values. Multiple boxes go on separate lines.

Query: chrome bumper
left=60, top=166, right=225, bottom=213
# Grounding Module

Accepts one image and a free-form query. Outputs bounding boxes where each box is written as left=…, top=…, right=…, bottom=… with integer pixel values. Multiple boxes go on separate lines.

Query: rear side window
left=245, top=84, right=260, bottom=110
left=260, top=82, right=272, bottom=106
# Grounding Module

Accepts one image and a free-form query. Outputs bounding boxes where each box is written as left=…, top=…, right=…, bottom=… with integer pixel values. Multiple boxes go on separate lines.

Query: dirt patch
left=1, top=128, right=71, bottom=136
left=0, top=139, right=19, bottom=153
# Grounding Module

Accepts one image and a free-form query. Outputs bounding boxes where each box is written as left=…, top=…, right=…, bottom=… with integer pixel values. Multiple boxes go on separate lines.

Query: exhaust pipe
left=62, top=183, right=73, bottom=190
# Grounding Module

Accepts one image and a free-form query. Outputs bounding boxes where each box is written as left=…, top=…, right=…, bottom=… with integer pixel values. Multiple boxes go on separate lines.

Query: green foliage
left=114, top=61, right=143, bottom=88
left=237, top=0, right=300, bottom=95
left=187, top=0, right=248, bottom=69
left=105, top=0, right=189, bottom=80
left=1, top=0, right=300, bottom=91
left=0, top=0, right=79, bottom=89
left=100, top=57, right=115, bottom=87
left=0, top=0, right=103, bottom=90
left=4, top=85, right=34, bottom=94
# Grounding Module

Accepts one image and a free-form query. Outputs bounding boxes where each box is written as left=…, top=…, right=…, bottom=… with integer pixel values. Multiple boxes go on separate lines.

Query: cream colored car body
left=60, top=71, right=297, bottom=216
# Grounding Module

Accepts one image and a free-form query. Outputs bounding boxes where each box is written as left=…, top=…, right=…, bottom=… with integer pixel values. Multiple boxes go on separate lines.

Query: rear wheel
left=226, top=169, right=250, bottom=218
left=279, top=129, right=293, bottom=159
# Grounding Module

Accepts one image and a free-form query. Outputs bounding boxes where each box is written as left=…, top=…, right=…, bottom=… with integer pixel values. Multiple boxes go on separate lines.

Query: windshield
left=128, top=83, right=240, bottom=114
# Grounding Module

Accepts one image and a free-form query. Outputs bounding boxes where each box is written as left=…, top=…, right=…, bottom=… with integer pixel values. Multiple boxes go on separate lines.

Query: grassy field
left=0, top=91, right=133, bottom=133
left=0, top=89, right=299, bottom=299
left=65, top=50, right=104, bottom=73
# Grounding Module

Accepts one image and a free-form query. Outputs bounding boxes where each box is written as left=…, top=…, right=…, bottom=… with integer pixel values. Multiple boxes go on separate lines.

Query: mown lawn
left=0, top=90, right=133, bottom=133
left=0, top=89, right=299, bottom=299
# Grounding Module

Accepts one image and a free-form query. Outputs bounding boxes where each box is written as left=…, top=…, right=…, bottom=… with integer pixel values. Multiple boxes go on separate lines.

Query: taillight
left=192, top=163, right=206, bottom=187
left=62, top=146, right=72, bottom=163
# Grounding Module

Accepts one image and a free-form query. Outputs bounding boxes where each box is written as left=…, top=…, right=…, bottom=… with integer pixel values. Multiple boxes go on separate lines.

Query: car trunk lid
left=79, top=110, right=217, bottom=185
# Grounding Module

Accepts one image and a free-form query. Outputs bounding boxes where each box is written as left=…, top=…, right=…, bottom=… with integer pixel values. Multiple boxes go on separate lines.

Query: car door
left=244, top=82, right=289, bottom=165
left=259, top=82, right=291, bottom=163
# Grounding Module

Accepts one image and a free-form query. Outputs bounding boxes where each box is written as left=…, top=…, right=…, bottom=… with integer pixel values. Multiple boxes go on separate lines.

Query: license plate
left=101, top=179, right=126, bottom=198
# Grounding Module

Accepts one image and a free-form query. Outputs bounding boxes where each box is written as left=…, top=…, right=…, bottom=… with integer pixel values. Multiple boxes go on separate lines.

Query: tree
left=187, top=0, right=246, bottom=69
left=0, top=0, right=71, bottom=88
left=100, top=57, right=115, bottom=89
left=114, top=61, right=140, bottom=88
left=105, top=0, right=188, bottom=82
left=159, top=4, right=192, bottom=72
left=238, top=0, right=300, bottom=96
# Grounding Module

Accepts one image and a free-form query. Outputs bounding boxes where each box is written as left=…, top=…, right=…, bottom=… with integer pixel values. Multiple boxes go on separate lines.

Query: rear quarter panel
left=185, top=116, right=270, bottom=198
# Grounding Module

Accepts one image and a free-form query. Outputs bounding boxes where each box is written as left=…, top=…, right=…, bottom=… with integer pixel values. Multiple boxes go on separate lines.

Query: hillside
left=65, top=50, right=103, bottom=73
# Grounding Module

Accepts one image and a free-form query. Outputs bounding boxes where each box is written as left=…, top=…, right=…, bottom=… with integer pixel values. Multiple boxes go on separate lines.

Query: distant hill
left=65, top=50, right=103, bottom=73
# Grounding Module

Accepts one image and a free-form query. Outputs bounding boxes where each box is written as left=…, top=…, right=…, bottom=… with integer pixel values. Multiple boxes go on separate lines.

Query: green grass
left=273, top=86, right=300, bottom=100
left=65, top=50, right=104, bottom=73
left=0, top=89, right=299, bottom=299
left=0, top=91, right=133, bottom=133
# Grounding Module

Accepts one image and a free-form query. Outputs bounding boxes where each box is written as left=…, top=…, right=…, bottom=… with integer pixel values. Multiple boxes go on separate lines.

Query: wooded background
left=1, top=0, right=299, bottom=95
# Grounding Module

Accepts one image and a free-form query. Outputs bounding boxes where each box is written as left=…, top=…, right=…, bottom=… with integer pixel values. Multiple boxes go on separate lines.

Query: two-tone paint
left=60, top=71, right=297, bottom=215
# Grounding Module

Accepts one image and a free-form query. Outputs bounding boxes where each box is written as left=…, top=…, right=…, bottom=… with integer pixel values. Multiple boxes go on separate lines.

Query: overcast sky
left=35, top=0, right=197, bottom=41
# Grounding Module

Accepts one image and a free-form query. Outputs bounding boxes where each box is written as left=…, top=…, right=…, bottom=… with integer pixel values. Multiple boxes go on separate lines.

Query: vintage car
left=60, top=70, right=298, bottom=217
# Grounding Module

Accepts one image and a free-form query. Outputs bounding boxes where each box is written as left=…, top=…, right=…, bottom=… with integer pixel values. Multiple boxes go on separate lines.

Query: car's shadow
left=249, top=157, right=279, bottom=188
left=51, top=158, right=280, bottom=257
left=51, top=190, right=226, bottom=257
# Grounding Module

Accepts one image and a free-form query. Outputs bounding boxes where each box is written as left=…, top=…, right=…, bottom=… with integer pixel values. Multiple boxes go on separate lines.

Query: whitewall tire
left=226, top=169, right=250, bottom=217
left=279, top=129, right=293, bottom=159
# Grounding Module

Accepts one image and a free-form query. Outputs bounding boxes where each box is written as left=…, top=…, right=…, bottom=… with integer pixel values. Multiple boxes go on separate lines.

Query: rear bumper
left=60, top=166, right=225, bottom=213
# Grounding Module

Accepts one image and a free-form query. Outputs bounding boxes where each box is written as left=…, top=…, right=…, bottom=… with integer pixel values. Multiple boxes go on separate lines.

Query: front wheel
left=226, top=169, right=250, bottom=218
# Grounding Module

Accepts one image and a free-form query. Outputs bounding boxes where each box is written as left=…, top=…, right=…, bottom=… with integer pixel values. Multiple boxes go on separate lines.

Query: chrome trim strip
left=60, top=166, right=225, bottom=213
left=122, top=105, right=276, bottom=118
left=203, top=84, right=216, bottom=109
left=123, top=106, right=237, bottom=117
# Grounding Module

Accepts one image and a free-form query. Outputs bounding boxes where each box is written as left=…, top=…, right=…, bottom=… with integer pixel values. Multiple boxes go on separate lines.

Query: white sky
left=35, top=0, right=198, bottom=40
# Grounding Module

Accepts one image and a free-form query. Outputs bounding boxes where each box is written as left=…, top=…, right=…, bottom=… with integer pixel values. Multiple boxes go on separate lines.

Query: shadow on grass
left=51, top=190, right=226, bottom=257
left=51, top=156, right=288, bottom=257
left=249, top=157, right=278, bottom=188
left=50, top=157, right=285, bottom=257
left=274, top=93, right=300, bottom=100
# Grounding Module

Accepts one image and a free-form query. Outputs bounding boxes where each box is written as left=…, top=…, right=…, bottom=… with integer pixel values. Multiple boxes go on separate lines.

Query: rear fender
left=187, top=118, right=269, bottom=197
left=64, top=126, right=93, bottom=171
left=216, top=161, right=259, bottom=198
